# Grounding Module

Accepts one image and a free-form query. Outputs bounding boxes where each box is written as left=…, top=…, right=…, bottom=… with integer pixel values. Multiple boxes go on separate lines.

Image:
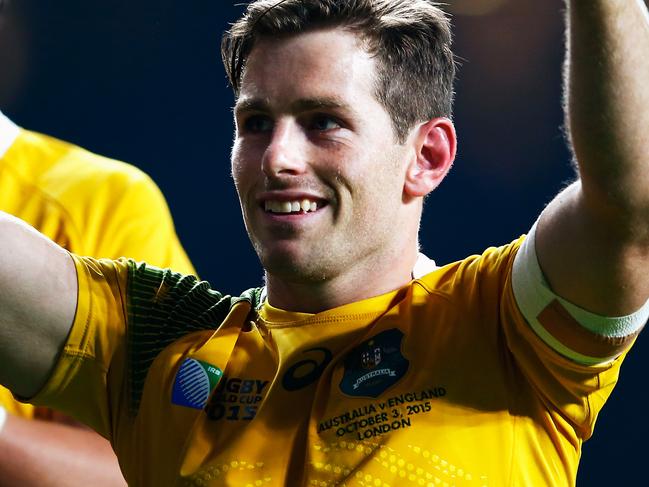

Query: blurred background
left=0, top=0, right=645, bottom=484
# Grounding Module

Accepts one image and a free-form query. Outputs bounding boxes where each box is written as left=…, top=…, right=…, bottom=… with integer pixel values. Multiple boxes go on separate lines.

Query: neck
left=265, top=246, right=420, bottom=313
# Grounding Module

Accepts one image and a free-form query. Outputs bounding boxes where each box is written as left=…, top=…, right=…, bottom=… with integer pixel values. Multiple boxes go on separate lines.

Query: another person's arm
left=535, top=0, right=649, bottom=317
left=0, top=414, right=125, bottom=487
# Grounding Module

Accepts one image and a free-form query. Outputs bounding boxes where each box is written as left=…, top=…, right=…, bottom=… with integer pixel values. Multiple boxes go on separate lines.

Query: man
left=1, top=0, right=648, bottom=485
left=0, top=111, right=196, bottom=486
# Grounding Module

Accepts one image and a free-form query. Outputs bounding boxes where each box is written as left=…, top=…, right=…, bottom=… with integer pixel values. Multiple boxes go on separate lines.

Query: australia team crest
left=340, top=328, right=409, bottom=398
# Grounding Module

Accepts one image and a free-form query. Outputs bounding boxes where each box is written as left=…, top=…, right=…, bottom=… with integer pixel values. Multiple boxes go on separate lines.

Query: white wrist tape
left=0, top=406, right=7, bottom=435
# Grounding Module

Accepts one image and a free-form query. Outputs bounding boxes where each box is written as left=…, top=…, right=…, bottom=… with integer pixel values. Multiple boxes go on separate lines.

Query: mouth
left=261, top=197, right=327, bottom=215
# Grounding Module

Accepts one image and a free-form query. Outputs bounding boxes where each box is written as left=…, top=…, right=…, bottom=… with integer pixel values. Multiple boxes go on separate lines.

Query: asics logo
left=282, top=347, right=333, bottom=391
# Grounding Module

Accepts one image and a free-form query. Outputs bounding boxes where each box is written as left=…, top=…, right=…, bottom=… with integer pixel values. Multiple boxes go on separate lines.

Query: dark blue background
left=1, top=1, right=645, bottom=484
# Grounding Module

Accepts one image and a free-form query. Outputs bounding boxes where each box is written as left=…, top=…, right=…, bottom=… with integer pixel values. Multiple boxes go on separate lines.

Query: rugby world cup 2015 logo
left=171, top=358, right=223, bottom=409
left=340, top=329, right=409, bottom=398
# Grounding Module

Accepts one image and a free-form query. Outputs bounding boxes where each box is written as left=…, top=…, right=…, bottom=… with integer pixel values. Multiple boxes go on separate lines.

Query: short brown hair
left=221, top=0, right=456, bottom=142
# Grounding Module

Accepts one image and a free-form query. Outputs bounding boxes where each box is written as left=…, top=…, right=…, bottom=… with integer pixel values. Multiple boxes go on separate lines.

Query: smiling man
left=1, top=0, right=649, bottom=486
left=230, top=25, right=453, bottom=311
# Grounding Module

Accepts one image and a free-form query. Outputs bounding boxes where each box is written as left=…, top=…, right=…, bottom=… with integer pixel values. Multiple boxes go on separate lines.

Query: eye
left=242, top=115, right=274, bottom=134
left=309, top=114, right=342, bottom=132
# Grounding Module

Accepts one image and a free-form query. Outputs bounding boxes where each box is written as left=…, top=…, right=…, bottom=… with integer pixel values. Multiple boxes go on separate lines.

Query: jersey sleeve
left=29, top=254, right=230, bottom=440
left=503, top=226, right=648, bottom=440
left=29, top=255, right=132, bottom=438
left=512, top=222, right=648, bottom=365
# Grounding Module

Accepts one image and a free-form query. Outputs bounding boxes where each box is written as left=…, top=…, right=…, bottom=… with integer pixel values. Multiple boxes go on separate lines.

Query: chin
left=259, top=249, right=331, bottom=283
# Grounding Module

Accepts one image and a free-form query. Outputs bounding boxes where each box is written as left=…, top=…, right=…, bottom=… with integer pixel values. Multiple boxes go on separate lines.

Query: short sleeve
left=512, top=222, right=648, bottom=365
left=503, top=228, right=646, bottom=440
left=30, top=254, right=233, bottom=440
left=30, top=255, right=131, bottom=438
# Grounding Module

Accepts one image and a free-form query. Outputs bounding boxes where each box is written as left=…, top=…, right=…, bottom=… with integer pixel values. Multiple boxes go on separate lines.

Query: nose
left=261, top=119, right=307, bottom=177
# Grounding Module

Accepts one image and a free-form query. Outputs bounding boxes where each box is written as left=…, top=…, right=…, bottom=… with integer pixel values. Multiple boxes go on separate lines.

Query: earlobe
left=404, top=118, right=457, bottom=198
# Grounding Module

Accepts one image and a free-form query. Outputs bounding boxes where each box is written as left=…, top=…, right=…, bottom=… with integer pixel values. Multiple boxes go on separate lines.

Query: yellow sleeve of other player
left=0, top=389, right=35, bottom=417
left=22, top=130, right=196, bottom=274
left=57, top=156, right=196, bottom=275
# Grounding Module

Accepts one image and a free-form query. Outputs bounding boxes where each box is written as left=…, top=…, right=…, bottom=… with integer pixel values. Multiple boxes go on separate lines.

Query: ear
left=404, top=118, right=457, bottom=198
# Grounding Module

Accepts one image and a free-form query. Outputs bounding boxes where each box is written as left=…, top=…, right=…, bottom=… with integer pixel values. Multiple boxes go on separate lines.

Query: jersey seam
left=61, top=347, right=101, bottom=362
left=69, top=255, right=94, bottom=363
left=59, top=347, right=111, bottom=404
left=259, top=312, right=388, bottom=328
left=411, top=280, right=454, bottom=303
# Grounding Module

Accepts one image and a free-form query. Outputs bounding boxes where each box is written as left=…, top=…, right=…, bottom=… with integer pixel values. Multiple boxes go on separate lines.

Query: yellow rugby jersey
left=0, top=117, right=195, bottom=417
left=32, top=238, right=633, bottom=486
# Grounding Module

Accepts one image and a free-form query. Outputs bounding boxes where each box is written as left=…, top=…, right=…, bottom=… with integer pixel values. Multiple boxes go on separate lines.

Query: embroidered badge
left=171, top=358, right=223, bottom=409
left=340, top=329, right=409, bottom=398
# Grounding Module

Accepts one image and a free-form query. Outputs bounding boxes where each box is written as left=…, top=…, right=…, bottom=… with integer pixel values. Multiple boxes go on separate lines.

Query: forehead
left=238, top=28, right=379, bottom=108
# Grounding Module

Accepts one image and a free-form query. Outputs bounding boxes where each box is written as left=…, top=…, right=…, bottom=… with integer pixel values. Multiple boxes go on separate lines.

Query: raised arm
left=0, top=211, right=77, bottom=398
left=535, top=0, right=649, bottom=315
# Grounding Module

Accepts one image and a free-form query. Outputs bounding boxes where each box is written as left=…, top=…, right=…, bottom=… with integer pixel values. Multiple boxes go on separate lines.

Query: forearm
left=0, top=412, right=126, bottom=487
left=565, top=0, right=649, bottom=213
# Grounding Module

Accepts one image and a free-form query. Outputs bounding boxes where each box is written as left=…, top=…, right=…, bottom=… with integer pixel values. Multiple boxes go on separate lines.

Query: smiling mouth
left=264, top=199, right=322, bottom=214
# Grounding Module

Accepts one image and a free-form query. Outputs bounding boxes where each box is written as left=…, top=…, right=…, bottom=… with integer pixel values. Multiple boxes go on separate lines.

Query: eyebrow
left=234, top=96, right=351, bottom=116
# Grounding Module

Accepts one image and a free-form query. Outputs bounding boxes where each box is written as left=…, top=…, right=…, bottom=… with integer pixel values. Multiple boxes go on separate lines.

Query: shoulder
left=9, top=131, right=171, bottom=235
left=10, top=129, right=156, bottom=200
left=125, top=260, right=263, bottom=413
left=415, top=236, right=526, bottom=300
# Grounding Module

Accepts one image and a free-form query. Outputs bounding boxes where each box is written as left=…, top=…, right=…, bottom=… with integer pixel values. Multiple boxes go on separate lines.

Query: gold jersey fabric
left=32, top=238, right=630, bottom=487
left=0, top=126, right=195, bottom=418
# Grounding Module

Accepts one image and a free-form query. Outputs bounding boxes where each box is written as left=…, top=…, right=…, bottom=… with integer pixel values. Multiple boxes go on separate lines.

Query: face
left=231, top=28, right=415, bottom=284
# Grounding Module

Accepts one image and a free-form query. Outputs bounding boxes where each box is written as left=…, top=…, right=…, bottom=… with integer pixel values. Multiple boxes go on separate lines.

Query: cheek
left=231, top=144, right=255, bottom=191
left=231, top=138, right=270, bottom=181
left=349, top=149, right=406, bottom=194
left=231, top=156, right=244, bottom=189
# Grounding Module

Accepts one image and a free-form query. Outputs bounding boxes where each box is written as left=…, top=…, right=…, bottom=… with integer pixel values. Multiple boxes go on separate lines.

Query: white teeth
left=265, top=199, right=320, bottom=214
left=280, top=201, right=292, bottom=213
